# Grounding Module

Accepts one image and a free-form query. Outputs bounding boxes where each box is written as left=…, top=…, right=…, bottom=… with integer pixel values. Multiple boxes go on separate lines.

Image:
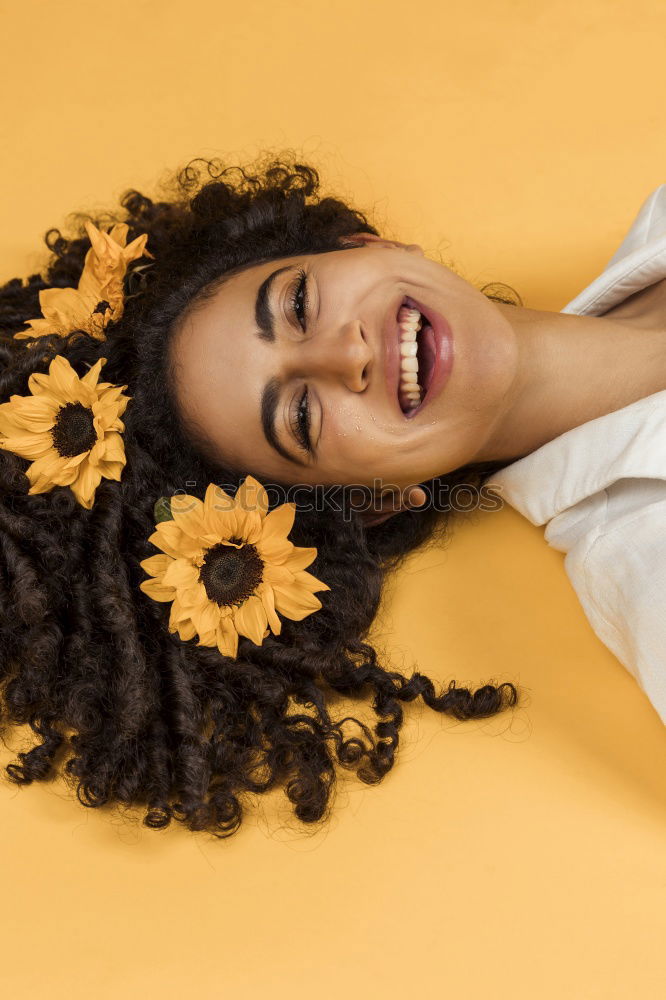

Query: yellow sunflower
left=14, top=220, right=153, bottom=342
left=139, top=475, right=331, bottom=659
left=0, top=354, right=130, bottom=509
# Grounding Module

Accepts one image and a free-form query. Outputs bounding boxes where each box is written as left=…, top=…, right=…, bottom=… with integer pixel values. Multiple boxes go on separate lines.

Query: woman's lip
left=384, top=295, right=454, bottom=419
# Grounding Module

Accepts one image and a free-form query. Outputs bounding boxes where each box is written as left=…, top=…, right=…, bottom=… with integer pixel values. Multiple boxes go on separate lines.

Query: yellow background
left=1, top=0, right=665, bottom=997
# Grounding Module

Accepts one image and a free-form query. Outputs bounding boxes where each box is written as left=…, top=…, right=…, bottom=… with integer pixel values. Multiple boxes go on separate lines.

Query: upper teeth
left=398, top=305, right=423, bottom=409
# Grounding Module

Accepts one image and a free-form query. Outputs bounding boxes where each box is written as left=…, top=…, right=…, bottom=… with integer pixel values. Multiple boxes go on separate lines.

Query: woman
left=487, top=182, right=666, bottom=728
left=0, top=156, right=653, bottom=841
left=150, top=166, right=666, bottom=727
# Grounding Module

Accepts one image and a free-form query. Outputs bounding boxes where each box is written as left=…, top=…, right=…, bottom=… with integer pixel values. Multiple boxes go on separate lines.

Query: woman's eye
left=289, top=267, right=309, bottom=332
left=290, top=386, right=312, bottom=455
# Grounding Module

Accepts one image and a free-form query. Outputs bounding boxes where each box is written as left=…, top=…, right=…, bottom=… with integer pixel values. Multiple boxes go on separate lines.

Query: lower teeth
left=400, top=390, right=421, bottom=410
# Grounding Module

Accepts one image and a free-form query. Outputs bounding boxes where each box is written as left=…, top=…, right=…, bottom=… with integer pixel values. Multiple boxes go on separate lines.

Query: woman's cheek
left=323, top=406, right=405, bottom=481
left=329, top=433, right=394, bottom=482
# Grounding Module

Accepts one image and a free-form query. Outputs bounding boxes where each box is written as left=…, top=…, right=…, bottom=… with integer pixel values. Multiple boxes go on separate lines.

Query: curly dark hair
left=0, top=152, right=522, bottom=838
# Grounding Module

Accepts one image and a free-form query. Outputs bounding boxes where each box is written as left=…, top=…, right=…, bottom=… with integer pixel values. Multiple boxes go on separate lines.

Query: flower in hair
left=14, top=220, right=153, bottom=342
left=139, top=475, right=330, bottom=659
left=0, top=355, right=130, bottom=509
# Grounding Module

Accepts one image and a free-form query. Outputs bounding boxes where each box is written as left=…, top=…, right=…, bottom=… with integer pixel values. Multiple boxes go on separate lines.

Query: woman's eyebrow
left=254, top=264, right=293, bottom=343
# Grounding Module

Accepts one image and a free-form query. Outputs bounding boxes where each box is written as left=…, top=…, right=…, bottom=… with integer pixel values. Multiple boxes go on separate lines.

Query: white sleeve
left=561, top=504, right=666, bottom=725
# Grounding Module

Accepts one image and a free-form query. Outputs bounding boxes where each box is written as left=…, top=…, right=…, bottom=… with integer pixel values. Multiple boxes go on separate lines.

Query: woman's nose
left=286, top=319, right=373, bottom=391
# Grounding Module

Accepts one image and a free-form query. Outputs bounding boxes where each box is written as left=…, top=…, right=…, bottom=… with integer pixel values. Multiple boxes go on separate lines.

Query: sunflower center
left=51, top=402, right=97, bottom=458
left=199, top=540, right=265, bottom=607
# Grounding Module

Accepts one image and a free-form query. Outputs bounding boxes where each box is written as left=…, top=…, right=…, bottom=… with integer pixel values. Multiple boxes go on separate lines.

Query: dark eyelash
left=290, top=386, right=312, bottom=456
left=288, top=266, right=309, bottom=332
left=288, top=266, right=312, bottom=454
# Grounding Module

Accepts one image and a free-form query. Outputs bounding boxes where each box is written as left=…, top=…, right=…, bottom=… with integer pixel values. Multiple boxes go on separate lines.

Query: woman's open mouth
left=396, top=298, right=438, bottom=414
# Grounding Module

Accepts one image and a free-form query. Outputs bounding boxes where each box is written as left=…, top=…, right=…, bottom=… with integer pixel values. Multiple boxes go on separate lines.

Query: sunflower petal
left=26, top=373, right=60, bottom=398
left=95, top=458, right=125, bottom=482
left=28, top=448, right=71, bottom=476
left=149, top=520, right=201, bottom=560
left=170, top=493, right=207, bottom=539
left=281, top=546, right=319, bottom=574
left=85, top=438, right=106, bottom=466
left=179, top=581, right=207, bottom=607
left=38, top=287, right=93, bottom=335
left=255, top=504, right=298, bottom=561
left=96, top=382, right=126, bottom=400
left=270, top=583, right=323, bottom=620
left=169, top=596, right=193, bottom=630
left=70, top=485, right=96, bottom=510
left=139, top=578, right=176, bottom=602
left=196, top=629, right=217, bottom=646
left=191, top=598, right=223, bottom=637
left=235, top=475, right=269, bottom=520
left=162, top=557, right=199, bottom=590
left=216, top=618, right=239, bottom=658
left=26, top=478, right=54, bottom=496
left=0, top=408, right=28, bottom=437
left=140, top=553, right=172, bottom=579
left=0, top=432, right=53, bottom=460
left=77, top=268, right=107, bottom=307
left=70, top=461, right=102, bottom=508
left=256, top=533, right=293, bottom=565
left=261, top=502, right=296, bottom=543
left=96, top=385, right=130, bottom=416
left=93, top=399, right=126, bottom=434
left=263, top=563, right=296, bottom=587
left=202, top=483, right=239, bottom=538
left=256, top=582, right=282, bottom=636
left=14, top=320, right=58, bottom=340
left=80, top=357, right=107, bottom=388
left=2, top=396, right=57, bottom=433
left=233, top=594, right=268, bottom=645
left=47, top=355, right=81, bottom=401
left=293, top=569, right=331, bottom=593
left=26, top=451, right=77, bottom=489
left=232, top=508, right=263, bottom=544
left=176, top=619, right=198, bottom=641
left=199, top=531, right=224, bottom=549
left=98, top=430, right=125, bottom=463
left=70, top=381, right=96, bottom=409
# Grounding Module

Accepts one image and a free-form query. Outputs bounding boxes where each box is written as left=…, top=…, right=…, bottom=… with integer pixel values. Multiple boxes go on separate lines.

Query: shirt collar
left=485, top=390, right=666, bottom=525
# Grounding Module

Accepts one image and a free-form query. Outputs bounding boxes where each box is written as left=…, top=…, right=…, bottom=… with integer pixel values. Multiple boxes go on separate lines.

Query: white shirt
left=486, top=184, right=666, bottom=725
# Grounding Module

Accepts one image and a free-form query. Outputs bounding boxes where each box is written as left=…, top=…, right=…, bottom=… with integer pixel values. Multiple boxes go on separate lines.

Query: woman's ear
left=341, top=232, right=424, bottom=256
left=356, top=485, right=429, bottom=528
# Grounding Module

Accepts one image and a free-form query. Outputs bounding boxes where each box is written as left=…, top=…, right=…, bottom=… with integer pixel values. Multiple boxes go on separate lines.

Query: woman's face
left=169, top=234, right=519, bottom=491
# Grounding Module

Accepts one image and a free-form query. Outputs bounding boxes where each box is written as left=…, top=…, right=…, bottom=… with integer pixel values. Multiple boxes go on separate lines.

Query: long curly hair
left=0, top=153, right=521, bottom=838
